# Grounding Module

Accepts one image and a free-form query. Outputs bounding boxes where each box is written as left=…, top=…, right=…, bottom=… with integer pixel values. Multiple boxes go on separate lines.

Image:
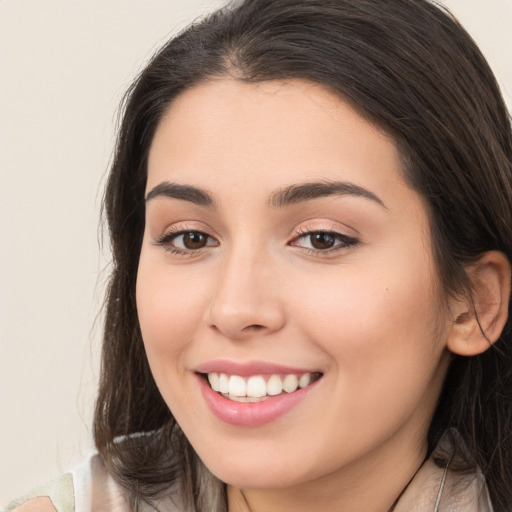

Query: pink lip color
left=197, top=373, right=320, bottom=428
left=195, top=359, right=317, bottom=376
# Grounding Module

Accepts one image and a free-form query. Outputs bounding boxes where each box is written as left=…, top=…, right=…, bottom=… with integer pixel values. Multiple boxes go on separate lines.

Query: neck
left=227, top=428, right=428, bottom=512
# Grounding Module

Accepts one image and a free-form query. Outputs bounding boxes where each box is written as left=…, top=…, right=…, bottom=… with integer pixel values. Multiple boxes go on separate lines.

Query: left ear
left=447, top=251, right=511, bottom=356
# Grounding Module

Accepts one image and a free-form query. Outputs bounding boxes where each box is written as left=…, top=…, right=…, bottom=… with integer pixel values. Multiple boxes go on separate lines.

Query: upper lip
left=195, top=359, right=321, bottom=376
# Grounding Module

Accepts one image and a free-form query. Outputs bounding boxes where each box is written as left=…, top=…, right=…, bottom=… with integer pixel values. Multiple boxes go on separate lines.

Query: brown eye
left=155, top=230, right=218, bottom=253
left=310, top=232, right=336, bottom=250
left=182, top=231, right=208, bottom=249
left=291, top=230, right=359, bottom=253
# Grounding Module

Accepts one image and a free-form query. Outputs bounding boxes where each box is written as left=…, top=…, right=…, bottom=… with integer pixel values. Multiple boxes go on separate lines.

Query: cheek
left=284, top=266, right=449, bottom=466
left=136, top=255, right=209, bottom=369
left=293, top=267, right=440, bottom=345
left=290, top=260, right=447, bottom=403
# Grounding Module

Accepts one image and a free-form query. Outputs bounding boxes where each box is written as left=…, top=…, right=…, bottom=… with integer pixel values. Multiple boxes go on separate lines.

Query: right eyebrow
left=268, top=180, right=387, bottom=209
left=145, top=181, right=216, bottom=208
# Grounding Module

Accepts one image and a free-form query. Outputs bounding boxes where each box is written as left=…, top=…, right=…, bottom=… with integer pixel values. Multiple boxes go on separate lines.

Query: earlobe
left=447, top=251, right=511, bottom=356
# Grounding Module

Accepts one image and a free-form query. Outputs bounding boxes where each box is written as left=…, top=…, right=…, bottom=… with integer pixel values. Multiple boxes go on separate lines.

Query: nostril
left=244, top=324, right=265, bottom=331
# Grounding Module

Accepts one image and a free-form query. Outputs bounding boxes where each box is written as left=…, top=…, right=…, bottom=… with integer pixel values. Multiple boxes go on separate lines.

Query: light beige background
left=0, top=0, right=510, bottom=505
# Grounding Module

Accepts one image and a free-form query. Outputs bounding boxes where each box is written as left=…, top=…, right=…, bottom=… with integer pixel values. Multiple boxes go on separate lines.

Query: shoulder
left=3, top=453, right=131, bottom=512
left=4, top=450, right=188, bottom=512
left=4, top=473, right=74, bottom=512
left=395, top=429, right=494, bottom=512
left=9, top=497, right=58, bottom=512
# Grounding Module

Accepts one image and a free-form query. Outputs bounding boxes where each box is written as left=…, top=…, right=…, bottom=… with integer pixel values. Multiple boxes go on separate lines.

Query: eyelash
left=153, top=226, right=359, bottom=257
left=153, top=226, right=218, bottom=256
left=291, top=226, right=359, bottom=255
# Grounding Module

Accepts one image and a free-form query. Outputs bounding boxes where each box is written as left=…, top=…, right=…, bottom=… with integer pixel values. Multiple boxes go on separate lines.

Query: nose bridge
left=208, top=237, right=285, bottom=339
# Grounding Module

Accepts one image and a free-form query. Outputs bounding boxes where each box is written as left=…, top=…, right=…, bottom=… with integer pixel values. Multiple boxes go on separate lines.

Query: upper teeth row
left=207, top=372, right=312, bottom=397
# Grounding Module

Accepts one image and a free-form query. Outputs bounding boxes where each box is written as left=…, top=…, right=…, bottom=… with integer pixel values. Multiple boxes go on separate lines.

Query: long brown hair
left=95, top=1, right=512, bottom=510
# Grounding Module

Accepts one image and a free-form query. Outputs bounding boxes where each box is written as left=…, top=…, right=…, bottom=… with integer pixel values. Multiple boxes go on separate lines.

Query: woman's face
left=137, top=79, right=453, bottom=491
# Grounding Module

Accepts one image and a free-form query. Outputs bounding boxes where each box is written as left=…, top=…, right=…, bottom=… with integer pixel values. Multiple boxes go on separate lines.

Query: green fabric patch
left=4, top=473, right=74, bottom=512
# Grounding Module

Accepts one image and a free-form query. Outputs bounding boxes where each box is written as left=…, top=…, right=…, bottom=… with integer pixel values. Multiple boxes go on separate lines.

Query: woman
left=6, top=0, right=512, bottom=511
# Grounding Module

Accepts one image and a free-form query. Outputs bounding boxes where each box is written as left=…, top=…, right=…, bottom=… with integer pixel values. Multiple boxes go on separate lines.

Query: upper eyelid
left=155, top=228, right=216, bottom=243
left=291, top=230, right=358, bottom=244
left=290, top=225, right=360, bottom=249
left=154, top=222, right=218, bottom=238
left=293, top=222, right=358, bottom=238
left=151, top=222, right=359, bottom=244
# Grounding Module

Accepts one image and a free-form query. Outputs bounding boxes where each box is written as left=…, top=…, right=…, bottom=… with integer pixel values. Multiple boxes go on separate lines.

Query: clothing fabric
left=4, top=431, right=494, bottom=512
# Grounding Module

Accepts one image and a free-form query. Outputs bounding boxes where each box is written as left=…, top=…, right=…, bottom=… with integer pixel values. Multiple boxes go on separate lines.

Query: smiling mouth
left=202, top=371, right=323, bottom=402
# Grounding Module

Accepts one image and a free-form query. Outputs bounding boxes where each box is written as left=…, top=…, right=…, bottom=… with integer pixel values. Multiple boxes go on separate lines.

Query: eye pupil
left=311, top=232, right=335, bottom=249
left=183, top=232, right=207, bottom=249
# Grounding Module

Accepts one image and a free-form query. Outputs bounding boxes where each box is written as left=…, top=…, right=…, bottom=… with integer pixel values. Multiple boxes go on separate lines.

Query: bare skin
left=13, top=497, right=56, bottom=512
left=137, top=78, right=510, bottom=512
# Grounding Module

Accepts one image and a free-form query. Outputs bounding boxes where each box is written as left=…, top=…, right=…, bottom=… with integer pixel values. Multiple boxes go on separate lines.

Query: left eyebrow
left=268, top=180, right=387, bottom=209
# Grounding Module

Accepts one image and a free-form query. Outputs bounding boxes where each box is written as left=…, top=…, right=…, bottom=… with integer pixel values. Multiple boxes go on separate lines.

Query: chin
left=196, top=444, right=317, bottom=490
left=211, top=464, right=303, bottom=490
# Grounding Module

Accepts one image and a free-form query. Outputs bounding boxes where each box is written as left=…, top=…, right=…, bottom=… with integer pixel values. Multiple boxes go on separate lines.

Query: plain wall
left=0, top=0, right=511, bottom=505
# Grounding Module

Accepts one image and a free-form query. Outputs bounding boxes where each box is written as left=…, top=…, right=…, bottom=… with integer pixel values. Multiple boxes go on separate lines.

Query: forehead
left=147, top=78, right=409, bottom=207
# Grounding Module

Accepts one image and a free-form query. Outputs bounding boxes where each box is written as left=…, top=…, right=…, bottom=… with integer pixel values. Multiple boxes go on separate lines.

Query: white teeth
left=228, top=375, right=246, bottom=396
left=283, top=374, right=299, bottom=393
left=247, top=376, right=267, bottom=398
left=299, top=373, right=311, bottom=388
left=208, top=372, right=220, bottom=392
left=206, top=371, right=319, bottom=398
left=226, top=395, right=270, bottom=403
left=219, top=373, right=230, bottom=394
left=266, top=374, right=283, bottom=396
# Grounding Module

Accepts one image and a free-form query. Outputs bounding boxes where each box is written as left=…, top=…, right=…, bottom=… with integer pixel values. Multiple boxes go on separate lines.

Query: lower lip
left=198, top=374, right=319, bottom=427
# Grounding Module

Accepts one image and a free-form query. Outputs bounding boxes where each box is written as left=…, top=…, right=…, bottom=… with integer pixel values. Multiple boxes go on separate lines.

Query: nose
left=208, top=245, right=286, bottom=340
